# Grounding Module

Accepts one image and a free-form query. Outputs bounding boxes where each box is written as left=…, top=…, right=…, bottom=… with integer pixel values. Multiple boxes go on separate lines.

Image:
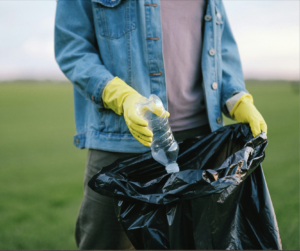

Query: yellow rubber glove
left=102, top=77, right=169, bottom=147
left=230, top=94, right=267, bottom=137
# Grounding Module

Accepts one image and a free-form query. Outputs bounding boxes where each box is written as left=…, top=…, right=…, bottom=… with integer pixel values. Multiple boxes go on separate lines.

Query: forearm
left=218, top=0, right=248, bottom=116
left=54, top=0, right=114, bottom=109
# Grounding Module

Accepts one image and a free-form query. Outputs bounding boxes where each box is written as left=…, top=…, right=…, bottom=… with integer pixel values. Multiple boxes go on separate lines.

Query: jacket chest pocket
left=92, top=0, right=136, bottom=39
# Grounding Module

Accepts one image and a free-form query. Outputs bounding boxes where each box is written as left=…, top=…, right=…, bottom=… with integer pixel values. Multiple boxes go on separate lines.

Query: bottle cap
left=165, top=163, right=180, bottom=173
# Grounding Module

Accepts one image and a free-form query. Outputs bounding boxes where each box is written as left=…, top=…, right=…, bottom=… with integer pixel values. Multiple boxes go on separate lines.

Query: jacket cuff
left=86, top=70, right=115, bottom=109
left=226, top=91, right=248, bottom=113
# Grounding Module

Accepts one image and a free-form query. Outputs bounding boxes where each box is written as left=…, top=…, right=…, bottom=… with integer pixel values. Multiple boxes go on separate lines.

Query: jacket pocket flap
left=92, top=0, right=122, bottom=8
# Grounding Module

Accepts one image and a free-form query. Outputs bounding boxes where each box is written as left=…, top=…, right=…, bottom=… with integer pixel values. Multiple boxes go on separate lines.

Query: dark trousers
left=75, top=125, right=210, bottom=250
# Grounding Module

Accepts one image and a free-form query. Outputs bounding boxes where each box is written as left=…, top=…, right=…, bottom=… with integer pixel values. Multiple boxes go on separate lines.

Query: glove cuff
left=230, top=94, right=254, bottom=119
left=102, top=77, right=140, bottom=115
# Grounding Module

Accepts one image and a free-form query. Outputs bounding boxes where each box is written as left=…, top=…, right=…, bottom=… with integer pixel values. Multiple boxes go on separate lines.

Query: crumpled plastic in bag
left=89, top=123, right=282, bottom=250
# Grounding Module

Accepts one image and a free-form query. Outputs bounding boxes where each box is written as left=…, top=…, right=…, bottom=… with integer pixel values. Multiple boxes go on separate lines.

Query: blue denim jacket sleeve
left=218, top=0, right=248, bottom=117
left=54, top=0, right=114, bottom=108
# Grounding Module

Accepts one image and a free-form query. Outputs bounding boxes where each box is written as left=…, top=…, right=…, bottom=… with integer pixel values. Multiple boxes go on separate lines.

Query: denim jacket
left=55, top=0, right=248, bottom=153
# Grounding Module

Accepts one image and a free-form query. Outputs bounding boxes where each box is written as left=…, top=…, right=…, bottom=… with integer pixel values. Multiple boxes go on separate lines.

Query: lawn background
left=0, top=80, right=299, bottom=249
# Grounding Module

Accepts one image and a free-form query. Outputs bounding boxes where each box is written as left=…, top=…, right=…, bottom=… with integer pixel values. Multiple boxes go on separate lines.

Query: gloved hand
left=230, top=94, right=267, bottom=137
left=102, top=77, right=169, bottom=147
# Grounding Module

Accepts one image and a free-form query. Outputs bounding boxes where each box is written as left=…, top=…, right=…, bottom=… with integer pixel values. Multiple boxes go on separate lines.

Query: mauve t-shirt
left=160, top=0, right=209, bottom=131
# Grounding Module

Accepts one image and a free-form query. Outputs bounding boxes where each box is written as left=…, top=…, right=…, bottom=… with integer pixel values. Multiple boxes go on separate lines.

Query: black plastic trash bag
left=89, top=123, right=282, bottom=250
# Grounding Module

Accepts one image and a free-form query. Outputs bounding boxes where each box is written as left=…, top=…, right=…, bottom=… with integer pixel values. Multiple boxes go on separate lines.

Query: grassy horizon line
left=0, top=79, right=299, bottom=85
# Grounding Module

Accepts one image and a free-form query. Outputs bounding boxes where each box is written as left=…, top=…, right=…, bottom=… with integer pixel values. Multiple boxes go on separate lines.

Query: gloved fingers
left=141, top=105, right=170, bottom=118
left=151, top=106, right=170, bottom=118
left=260, top=120, right=267, bottom=135
left=128, top=105, right=169, bottom=128
left=128, top=109, right=148, bottom=127
left=130, top=129, right=152, bottom=147
left=249, top=119, right=261, bottom=138
left=130, top=123, right=153, bottom=137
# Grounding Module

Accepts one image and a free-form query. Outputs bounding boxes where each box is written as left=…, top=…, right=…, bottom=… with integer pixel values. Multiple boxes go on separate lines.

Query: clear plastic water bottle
left=135, top=94, right=180, bottom=173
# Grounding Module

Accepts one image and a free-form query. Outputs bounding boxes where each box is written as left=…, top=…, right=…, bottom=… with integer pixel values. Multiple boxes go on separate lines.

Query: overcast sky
left=0, top=0, right=299, bottom=81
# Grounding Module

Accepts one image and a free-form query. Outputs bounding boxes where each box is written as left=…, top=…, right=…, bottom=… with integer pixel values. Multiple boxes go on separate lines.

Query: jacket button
left=146, top=37, right=159, bottom=41
left=149, top=72, right=162, bottom=76
left=209, top=48, right=216, bottom=56
left=144, top=3, right=157, bottom=7
left=212, top=82, right=218, bottom=90
left=75, top=139, right=80, bottom=144
left=216, top=117, right=222, bottom=124
left=204, top=15, right=212, bottom=21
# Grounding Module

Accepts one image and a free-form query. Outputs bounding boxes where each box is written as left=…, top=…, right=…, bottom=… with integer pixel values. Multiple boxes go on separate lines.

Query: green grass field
left=0, top=80, right=299, bottom=249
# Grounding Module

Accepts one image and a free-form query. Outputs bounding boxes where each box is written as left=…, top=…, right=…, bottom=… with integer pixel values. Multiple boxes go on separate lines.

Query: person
left=55, top=0, right=267, bottom=249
